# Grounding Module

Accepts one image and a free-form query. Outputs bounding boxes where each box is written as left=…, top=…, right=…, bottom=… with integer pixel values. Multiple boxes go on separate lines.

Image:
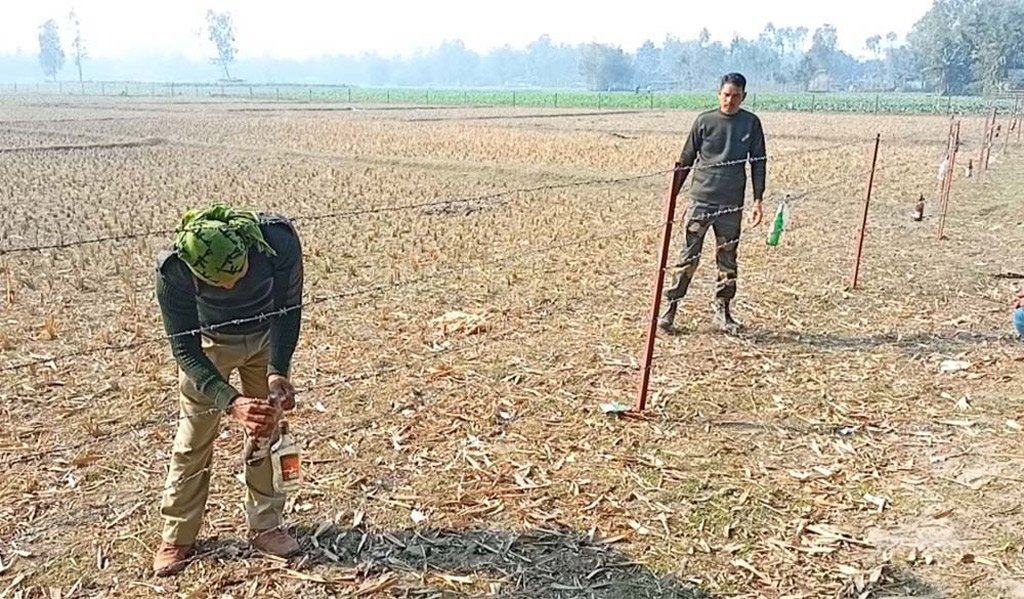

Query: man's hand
left=749, top=201, right=764, bottom=227
left=229, top=397, right=279, bottom=436
left=268, top=374, right=297, bottom=411
left=1013, top=289, right=1024, bottom=309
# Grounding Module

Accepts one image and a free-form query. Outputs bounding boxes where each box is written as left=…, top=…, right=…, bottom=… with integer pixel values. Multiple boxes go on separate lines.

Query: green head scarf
left=174, top=203, right=276, bottom=286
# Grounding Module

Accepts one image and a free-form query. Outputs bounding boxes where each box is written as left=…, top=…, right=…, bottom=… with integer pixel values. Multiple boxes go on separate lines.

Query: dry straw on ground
left=1, top=95, right=1023, bottom=598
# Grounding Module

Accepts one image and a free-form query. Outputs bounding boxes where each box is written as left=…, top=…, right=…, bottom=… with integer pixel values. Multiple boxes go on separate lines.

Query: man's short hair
left=720, top=72, right=747, bottom=91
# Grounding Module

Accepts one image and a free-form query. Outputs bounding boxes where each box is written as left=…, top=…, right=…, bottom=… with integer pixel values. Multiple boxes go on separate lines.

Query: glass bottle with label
left=272, top=420, right=301, bottom=494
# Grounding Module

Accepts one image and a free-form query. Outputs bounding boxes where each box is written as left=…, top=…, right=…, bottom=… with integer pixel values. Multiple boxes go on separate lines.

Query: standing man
left=152, top=203, right=304, bottom=576
left=659, top=72, right=766, bottom=334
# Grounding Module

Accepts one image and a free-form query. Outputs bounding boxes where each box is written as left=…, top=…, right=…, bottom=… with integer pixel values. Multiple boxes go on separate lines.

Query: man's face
left=718, top=83, right=745, bottom=115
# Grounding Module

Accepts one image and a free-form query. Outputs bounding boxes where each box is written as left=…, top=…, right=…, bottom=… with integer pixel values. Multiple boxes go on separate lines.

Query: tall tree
left=756, top=23, right=785, bottom=83
left=865, top=35, right=885, bottom=86
left=480, top=45, right=527, bottom=86
left=698, top=28, right=711, bottom=47
left=886, top=45, right=921, bottom=89
left=907, top=0, right=975, bottom=94
left=633, top=40, right=662, bottom=88
left=965, top=0, right=1024, bottom=92
left=866, top=35, right=883, bottom=60
left=435, top=39, right=478, bottom=86
left=776, top=26, right=809, bottom=84
left=526, top=35, right=557, bottom=87
left=578, top=43, right=633, bottom=90
left=37, top=19, right=65, bottom=82
left=205, top=10, right=237, bottom=80
left=803, top=24, right=840, bottom=79
left=68, top=10, right=86, bottom=84
left=659, top=35, right=686, bottom=87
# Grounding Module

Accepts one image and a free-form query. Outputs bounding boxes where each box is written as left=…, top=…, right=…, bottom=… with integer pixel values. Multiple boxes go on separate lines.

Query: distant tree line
left=908, top=0, right=1024, bottom=94
left=21, top=1, right=1024, bottom=95
left=276, top=29, right=918, bottom=93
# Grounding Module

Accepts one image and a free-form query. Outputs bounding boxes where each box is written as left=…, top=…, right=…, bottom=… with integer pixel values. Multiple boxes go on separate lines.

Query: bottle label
left=280, top=454, right=301, bottom=482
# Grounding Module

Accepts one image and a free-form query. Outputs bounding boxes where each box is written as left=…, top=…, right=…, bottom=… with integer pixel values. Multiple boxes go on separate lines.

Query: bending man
left=152, top=203, right=303, bottom=576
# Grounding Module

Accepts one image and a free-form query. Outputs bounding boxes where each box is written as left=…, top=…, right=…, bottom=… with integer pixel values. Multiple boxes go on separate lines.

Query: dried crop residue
left=1, top=95, right=1023, bottom=597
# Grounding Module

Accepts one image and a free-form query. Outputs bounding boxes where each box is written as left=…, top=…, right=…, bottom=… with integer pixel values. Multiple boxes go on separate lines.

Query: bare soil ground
left=1, top=95, right=1023, bottom=598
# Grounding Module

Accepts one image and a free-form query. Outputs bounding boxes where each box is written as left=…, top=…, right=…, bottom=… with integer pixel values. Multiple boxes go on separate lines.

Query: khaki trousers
left=159, top=330, right=284, bottom=545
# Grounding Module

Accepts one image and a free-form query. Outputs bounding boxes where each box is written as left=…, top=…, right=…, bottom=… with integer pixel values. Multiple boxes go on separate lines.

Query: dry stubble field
left=0, top=96, right=1023, bottom=598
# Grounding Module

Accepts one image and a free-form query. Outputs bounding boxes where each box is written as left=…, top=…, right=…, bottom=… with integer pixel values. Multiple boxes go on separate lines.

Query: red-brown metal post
left=936, top=119, right=955, bottom=238
left=949, top=121, right=961, bottom=199
left=849, top=134, right=881, bottom=290
left=937, top=131, right=952, bottom=239
left=935, top=118, right=955, bottom=216
left=983, top=107, right=997, bottom=171
left=1017, top=96, right=1023, bottom=144
left=1014, top=98, right=1022, bottom=145
left=945, top=119, right=957, bottom=196
left=1002, top=115, right=1011, bottom=156
left=937, top=121, right=960, bottom=240
left=635, top=164, right=684, bottom=412
left=1004, top=99, right=1017, bottom=156
left=978, top=109, right=992, bottom=181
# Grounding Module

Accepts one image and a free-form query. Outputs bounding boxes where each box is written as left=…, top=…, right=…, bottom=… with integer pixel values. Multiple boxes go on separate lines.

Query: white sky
left=0, top=0, right=933, bottom=60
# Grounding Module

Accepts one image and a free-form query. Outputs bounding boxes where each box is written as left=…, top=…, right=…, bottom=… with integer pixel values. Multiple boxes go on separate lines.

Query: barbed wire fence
left=0, top=141, right=874, bottom=446
left=0, top=158, right=893, bottom=577
left=3, top=167, right=1008, bottom=585
left=0, top=146, right=853, bottom=370
left=1, top=125, right=1021, bottom=583
left=0, top=147, right=891, bottom=517
left=0, top=142, right=851, bottom=257
left=0, top=208, right=690, bottom=568
left=3, top=80, right=1023, bottom=115
left=0, top=134, right=990, bottom=418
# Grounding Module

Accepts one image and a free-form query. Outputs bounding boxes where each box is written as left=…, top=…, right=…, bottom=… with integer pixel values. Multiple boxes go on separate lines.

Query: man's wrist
left=267, top=363, right=290, bottom=378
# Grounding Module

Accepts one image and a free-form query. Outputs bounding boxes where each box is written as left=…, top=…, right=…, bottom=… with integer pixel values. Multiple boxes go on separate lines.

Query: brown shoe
left=152, top=541, right=193, bottom=577
left=249, top=527, right=301, bottom=558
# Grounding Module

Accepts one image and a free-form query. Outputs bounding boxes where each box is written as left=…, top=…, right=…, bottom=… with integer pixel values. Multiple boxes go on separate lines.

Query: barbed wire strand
left=4, top=263, right=650, bottom=468
left=0, top=141, right=860, bottom=256
left=0, top=214, right=681, bottom=375
left=2, top=130, right=1019, bottom=569
left=0, top=153, right=879, bottom=471
left=2, top=165, right=879, bottom=469
left=0, top=152, right=876, bottom=372
left=5, top=153, right=994, bottom=555
left=9, top=152, right=1024, bottom=555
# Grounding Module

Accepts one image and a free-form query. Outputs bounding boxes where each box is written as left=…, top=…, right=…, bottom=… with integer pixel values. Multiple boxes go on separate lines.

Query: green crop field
left=2, top=81, right=1020, bottom=115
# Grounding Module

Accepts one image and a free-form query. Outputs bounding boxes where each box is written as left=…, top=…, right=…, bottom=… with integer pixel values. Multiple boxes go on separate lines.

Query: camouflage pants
left=663, top=202, right=742, bottom=303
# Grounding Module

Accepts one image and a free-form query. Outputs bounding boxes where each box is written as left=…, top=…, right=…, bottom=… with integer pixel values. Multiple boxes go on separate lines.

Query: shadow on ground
left=744, top=328, right=1014, bottom=355
left=189, top=524, right=944, bottom=598
left=293, top=524, right=709, bottom=598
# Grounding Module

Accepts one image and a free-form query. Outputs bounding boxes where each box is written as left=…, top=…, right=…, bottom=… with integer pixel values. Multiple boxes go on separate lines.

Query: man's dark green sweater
left=678, top=108, right=767, bottom=206
left=155, top=215, right=303, bottom=410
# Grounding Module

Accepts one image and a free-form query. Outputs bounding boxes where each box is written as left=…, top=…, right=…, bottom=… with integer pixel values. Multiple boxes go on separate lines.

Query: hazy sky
left=2, top=0, right=934, bottom=60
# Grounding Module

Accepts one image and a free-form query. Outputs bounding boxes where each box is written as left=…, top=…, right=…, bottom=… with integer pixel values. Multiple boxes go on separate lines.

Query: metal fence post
left=849, top=134, right=882, bottom=289
left=635, top=164, right=685, bottom=412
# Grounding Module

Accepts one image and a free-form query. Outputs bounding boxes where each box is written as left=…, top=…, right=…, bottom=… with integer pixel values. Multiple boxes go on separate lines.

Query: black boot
left=713, top=299, right=741, bottom=334
left=658, top=301, right=678, bottom=333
